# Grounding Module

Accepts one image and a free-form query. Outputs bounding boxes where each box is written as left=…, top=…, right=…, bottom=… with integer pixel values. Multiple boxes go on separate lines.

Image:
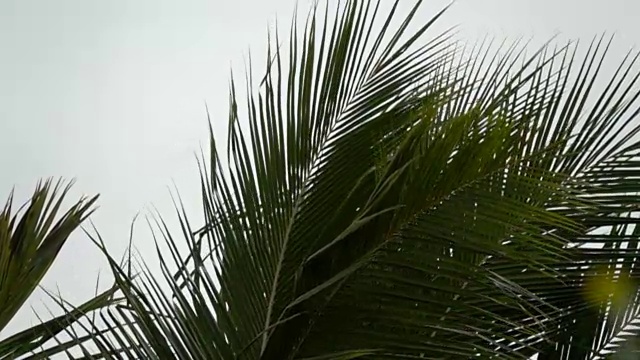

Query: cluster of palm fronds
left=3, top=0, right=640, bottom=358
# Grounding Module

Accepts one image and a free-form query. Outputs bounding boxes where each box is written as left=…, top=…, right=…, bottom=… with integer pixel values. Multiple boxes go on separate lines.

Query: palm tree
left=0, top=179, right=118, bottom=359
left=29, top=0, right=640, bottom=358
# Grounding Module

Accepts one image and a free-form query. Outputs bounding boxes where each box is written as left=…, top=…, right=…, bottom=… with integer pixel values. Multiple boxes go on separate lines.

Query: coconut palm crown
left=16, top=1, right=640, bottom=359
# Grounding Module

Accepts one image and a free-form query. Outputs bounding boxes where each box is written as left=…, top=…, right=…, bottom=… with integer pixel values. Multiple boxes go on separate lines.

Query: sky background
left=1, top=0, right=639, bottom=338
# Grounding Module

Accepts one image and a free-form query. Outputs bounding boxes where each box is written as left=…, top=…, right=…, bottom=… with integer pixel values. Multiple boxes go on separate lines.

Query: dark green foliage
left=19, top=1, right=640, bottom=359
left=0, top=179, right=118, bottom=359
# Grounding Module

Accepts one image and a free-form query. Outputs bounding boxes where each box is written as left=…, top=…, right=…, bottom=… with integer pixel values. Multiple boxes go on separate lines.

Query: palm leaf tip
left=44, top=1, right=640, bottom=360
left=0, top=178, right=105, bottom=358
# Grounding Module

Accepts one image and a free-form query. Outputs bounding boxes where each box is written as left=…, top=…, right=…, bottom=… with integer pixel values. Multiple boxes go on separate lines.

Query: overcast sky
left=1, top=0, right=639, bottom=338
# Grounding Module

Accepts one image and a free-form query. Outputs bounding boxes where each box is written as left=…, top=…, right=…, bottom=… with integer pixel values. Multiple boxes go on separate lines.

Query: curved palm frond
left=0, top=179, right=119, bottom=359
left=60, top=1, right=640, bottom=359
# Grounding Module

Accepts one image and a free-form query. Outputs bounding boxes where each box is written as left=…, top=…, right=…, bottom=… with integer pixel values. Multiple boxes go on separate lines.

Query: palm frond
left=60, top=1, right=640, bottom=359
left=0, top=179, right=120, bottom=359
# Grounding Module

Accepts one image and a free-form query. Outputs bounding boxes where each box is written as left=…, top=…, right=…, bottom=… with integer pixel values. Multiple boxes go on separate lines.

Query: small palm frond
left=0, top=179, right=119, bottom=359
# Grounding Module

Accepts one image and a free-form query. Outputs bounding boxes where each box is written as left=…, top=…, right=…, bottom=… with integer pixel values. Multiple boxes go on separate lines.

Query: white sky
left=1, top=0, right=639, bottom=339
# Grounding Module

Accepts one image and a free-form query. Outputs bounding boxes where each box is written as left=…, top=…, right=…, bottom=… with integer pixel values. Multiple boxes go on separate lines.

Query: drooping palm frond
left=455, top=38, right=640, bottom=359
left=0, top=179, right=119, bottom=359
left=61, top=1, right=640, bottom=359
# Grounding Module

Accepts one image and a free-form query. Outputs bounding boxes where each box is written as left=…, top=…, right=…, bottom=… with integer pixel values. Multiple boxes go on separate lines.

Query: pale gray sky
left=1, top=0, right=638, bottom=339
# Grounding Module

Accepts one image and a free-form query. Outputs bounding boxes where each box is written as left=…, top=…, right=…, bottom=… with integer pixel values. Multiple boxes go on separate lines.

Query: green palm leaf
left=60, top=1, right=640, bottom=359
left=0, top=179, right=119, bottom=359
